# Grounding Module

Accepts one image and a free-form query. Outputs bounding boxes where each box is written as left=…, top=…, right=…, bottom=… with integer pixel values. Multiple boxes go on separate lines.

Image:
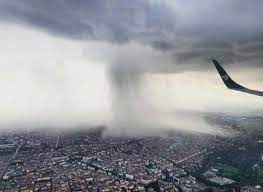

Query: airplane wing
left=212, top=59, right=263, bottom=97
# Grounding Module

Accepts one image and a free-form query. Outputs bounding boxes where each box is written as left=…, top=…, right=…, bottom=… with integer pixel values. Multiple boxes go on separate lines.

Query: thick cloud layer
left=0, top=0, right=176, bottom=46
left=1, top=0, right=263, bottom=69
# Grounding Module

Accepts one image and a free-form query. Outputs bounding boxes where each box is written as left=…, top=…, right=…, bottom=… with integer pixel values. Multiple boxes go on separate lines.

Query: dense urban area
left=0, top=113, right=262, bottom=192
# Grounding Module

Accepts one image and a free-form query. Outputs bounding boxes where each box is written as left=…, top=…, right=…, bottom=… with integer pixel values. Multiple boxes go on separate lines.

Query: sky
left=0, top=0, right=262, bottom=135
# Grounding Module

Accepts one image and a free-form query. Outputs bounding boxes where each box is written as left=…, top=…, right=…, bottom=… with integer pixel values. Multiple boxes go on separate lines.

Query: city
left=0, top=113, right=262, bottom=191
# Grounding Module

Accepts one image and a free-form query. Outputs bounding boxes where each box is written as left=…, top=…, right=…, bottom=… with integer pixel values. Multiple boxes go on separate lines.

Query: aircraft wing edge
left=212, top=59, right=263, bottom=97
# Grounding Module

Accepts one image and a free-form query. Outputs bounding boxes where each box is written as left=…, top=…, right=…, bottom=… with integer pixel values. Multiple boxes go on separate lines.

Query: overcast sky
left=0, top=0, right=262, bottom=134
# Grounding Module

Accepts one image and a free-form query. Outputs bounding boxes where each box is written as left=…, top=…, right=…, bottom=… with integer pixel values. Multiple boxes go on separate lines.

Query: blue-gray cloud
left=0, top=0, right=263, bottom=69
left=0, top=0, right=176, bottom=45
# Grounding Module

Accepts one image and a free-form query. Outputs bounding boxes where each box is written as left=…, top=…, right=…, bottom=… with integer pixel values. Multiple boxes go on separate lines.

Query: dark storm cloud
left=1, top=0, right=263, bottom=70
left=0, top=0, right=176, bottom=43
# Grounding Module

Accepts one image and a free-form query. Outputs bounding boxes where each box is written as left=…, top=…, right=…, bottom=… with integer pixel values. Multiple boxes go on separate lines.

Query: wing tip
left=212, top=59, right=244, bottom=90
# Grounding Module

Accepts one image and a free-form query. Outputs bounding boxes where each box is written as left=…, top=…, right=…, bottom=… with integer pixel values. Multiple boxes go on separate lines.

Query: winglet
left=212, top=59, right=263, bottom=97
left=212, top=59, right=244, bottom=90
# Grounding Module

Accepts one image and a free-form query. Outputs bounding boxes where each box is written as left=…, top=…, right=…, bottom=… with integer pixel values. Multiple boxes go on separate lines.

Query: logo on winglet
left=222, top=74, right=230, bottom=81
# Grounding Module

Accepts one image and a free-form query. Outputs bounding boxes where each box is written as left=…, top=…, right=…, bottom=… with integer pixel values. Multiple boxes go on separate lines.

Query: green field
left=239, top=119, right=263, bottom=136
left=215, top=163, right=263, bottom=183
left=215, top=164, right=240, bottom=179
